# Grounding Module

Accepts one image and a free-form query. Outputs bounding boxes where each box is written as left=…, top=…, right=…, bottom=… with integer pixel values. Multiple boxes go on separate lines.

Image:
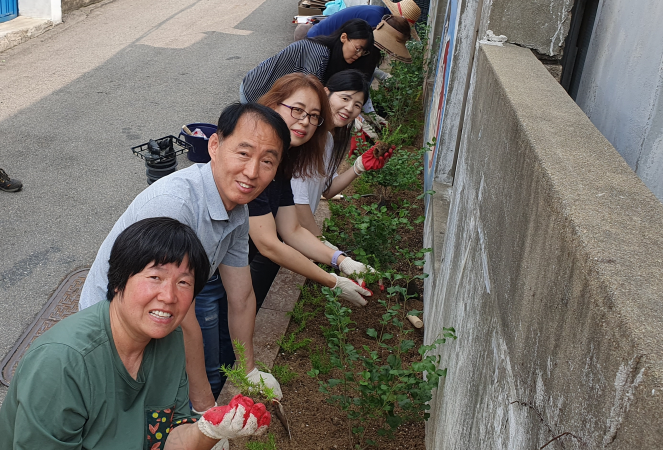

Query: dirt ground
left=236, top=184, right=429, bottom=450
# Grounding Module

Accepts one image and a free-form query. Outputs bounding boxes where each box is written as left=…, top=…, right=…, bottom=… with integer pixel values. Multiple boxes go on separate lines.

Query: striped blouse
left=242, top=39, right=331, bottom=103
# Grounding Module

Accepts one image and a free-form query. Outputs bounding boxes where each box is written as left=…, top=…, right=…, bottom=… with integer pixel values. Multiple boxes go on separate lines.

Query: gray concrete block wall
left=62, top=0, right=103, bottom=15
left=424, top=43, right=663, bottom=449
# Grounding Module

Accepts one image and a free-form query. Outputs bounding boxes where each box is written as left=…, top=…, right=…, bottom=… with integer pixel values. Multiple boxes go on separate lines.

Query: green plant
left=298, top=283, right=324, bottom=306
left=308, top=346, right=333, bottom=377
left=246, top=433, right=277, bottom=450
left=355, top=140, right=429, bottom=201
left=220, top=340, right=276, bottom=402
left=277, top=332, right=312, bottom=354
left=324, top=195, right=422, bottom=269
left=257, top=362, right=298, bottom=385
left=287, top=296, right=319, bottom=333
left=371, top=25, right=429, bottom=131
left=317, top=281, right=456, bottom=449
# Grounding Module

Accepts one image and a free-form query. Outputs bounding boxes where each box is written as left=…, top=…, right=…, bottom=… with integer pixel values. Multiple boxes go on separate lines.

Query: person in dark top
left=241, top=19, right=375, bottom=103
left=249, top=73, right=375, bottom=309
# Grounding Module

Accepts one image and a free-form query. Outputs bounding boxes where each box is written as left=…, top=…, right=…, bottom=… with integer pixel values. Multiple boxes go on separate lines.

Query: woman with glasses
left=291, top=69, right=393, bottom=241
left=240, top=19, right=375, bottom=104
left=242, top=73, right=374, bottom=312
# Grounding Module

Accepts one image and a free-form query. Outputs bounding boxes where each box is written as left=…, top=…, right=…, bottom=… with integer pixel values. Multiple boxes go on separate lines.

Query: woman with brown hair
left=247, top=73, right=374, bottom=309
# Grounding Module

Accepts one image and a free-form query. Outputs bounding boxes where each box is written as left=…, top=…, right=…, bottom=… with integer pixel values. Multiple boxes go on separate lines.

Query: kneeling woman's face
left=327, top=89, right=365, bottom=128
left=115, top=258, right=195, bottom=341
left=275, top=87, right=322, bottom=148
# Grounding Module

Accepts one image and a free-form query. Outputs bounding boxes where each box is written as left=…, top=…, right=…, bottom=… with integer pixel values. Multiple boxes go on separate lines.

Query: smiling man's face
left=208, top=114, right=283, bottom=211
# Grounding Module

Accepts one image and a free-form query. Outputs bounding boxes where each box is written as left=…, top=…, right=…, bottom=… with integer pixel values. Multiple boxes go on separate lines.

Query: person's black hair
left=216, top=102, right=291, bottom=157
left=106, top=217, right=210, bottom=302
left=324, top=69, right=370, bottom=192
left=310, top=19, right=376, bottom=83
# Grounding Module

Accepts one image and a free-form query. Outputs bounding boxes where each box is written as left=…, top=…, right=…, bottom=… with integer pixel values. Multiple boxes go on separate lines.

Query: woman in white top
left=291, top=69, right=394, bottom=241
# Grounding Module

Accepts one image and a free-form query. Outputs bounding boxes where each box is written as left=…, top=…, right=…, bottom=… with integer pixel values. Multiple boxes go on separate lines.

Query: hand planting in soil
left=221, top=341, right=278, bottom=403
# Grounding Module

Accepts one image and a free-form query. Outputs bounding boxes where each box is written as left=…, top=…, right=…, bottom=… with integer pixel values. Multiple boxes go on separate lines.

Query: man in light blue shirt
left=80, top=103, right=290, bottom=412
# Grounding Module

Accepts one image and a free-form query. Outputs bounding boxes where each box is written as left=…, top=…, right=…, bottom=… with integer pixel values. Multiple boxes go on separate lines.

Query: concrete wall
left=19, top=0, right=61, bottom=22
left=574, top=0, right=663, bottom=202
left=424, top=0, right=573, bottom=185
left=61, top=0, right=102, bottom=15
left=423, top=43, right=663, bottom=449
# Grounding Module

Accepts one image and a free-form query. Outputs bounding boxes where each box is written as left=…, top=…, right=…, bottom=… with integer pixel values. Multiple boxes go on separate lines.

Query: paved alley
left=0, top=0, right=295, bottom=404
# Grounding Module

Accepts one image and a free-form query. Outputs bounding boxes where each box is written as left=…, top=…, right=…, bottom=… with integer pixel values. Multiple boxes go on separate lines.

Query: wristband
left=191, top=402, right=217, bottom=415
left=331, top=250, right=346, bottom=269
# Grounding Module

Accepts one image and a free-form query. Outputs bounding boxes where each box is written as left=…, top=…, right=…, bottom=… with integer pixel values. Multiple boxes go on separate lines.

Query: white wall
left=19, top=0, right=62, bottom=22
left=575, top=0, right=663, bottom=202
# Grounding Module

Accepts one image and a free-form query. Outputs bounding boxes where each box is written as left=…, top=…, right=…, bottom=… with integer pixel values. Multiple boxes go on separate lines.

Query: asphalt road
left=0, top=0, right=295, bottom=404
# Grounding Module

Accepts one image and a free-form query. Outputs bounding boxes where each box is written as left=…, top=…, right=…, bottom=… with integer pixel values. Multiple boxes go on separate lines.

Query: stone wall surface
left=423, top=43, right=663, bottom=449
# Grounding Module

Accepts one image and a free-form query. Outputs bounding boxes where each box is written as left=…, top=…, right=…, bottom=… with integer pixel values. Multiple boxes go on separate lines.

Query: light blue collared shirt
left=79, top=163, right=249, bottom=310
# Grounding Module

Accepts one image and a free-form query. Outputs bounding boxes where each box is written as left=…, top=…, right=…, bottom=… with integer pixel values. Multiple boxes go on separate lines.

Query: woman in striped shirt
left=240, top=18, right=377, bottom=104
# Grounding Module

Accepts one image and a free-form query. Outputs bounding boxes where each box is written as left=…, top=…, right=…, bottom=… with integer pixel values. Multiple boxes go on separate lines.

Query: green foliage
left=324, top=195, right=423, bottom=268
left=298, top=283, right=324, bottom=307
left=277, top=332, right=312, bottom=354
left=271, top=364, right=298, bottom=385
left=354, top=139, right=430, bottom=200
left=220, top=340, right=276, bottom=402
left=246, top=433, right=277, bottom=450
left=316, top=282, right=456, bottom=448
left=370, top=25, right=429, bottom=135
left=308, top=346, right=333, bottom=377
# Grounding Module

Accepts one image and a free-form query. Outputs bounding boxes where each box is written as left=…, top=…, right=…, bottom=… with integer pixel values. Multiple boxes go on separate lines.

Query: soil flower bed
left=229, top=27, right=458, bottom=449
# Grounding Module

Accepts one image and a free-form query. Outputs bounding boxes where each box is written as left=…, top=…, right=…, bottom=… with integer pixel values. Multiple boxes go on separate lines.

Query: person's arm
left=249, top=211, right=338, bottom=288
left=295, top=204, right=322, bottom=236
left=322, top=167, right=359, bottom=200
left=165, top=425, right=218, bottom=450
left=217, top=264, right=257, bottom=370
left=180, top=301, right=216, bottom=412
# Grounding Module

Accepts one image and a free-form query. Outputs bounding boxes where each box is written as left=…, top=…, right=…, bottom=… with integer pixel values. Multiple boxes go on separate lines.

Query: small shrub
left=271, top=364, right=298, bottom=385
left=220, top=341, right=276, bottom=402
left=277, top=332, right=312, bottom=354
left=308, top=346, right=333, bottom=377
left=246, top=433, right=277, bottom=450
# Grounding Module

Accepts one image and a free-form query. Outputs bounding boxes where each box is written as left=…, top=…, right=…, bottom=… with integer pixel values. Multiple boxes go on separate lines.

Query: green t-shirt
left=0, top=301, right=198, bottom=449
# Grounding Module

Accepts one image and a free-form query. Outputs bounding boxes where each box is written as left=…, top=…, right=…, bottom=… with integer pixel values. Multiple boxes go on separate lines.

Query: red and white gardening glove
left=330, top=273, right=372, bottom=307
left=246, top=367, right=283, bottom=400
left=353, top=145, right=395, bottom=175
left=198, top=394, right=271, bottom=449
left=339, top=257, right=384, bottom=291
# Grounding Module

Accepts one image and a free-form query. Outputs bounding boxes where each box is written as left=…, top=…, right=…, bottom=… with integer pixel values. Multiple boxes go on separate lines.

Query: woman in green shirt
left=0, top=217, right=271, bottom=450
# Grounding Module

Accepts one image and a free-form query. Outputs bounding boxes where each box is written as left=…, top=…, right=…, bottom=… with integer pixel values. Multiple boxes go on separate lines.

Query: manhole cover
left=1, top=268, right=88, bottom=386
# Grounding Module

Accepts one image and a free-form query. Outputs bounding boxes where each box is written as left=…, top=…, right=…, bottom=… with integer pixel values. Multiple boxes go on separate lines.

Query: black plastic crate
left=131, top=135, right=192, bottom=163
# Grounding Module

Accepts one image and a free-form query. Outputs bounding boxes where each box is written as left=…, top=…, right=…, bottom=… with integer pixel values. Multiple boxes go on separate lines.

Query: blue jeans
left=194, top=271, right=234, bottom=399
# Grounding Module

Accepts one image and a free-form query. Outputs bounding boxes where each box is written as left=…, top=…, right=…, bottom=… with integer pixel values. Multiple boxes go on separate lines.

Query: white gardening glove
left=330, top=273, right=372, bottom=307
left=339, top=257, right=379, bottom=289
left=338, top=257, right=375, bottom=278
left=321, top=238, right=339, bottom=251
left=246, top=367, right=283, bottom=401
left=198, top=394, right=271, bottom=447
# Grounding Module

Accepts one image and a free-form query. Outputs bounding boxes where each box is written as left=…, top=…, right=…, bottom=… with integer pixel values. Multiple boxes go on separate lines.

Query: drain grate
left=0, top=268, right=88, bottom=386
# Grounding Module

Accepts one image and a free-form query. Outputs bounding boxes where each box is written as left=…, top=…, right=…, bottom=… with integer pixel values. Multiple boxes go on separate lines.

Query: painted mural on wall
left=424, top=0, right=459, bottom=192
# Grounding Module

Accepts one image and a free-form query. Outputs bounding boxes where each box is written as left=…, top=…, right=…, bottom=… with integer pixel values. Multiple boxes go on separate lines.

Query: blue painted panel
left=0, top=0, right=19, bottom=23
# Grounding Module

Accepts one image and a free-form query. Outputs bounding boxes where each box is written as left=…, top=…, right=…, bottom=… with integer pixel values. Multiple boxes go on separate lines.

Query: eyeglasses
left=279, top=103, right=325, bottom=127
left=349, top=40, right=370, bottom=57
